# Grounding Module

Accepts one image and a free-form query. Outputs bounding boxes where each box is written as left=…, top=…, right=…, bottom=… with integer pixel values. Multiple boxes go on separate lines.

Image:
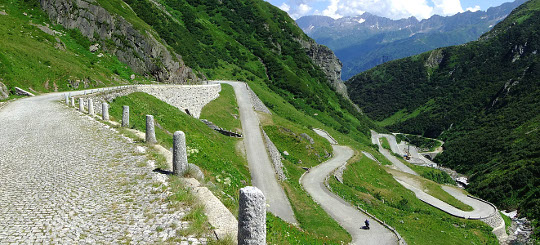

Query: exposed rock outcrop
left=14, top=87, right=35, bottom=97
left=297, top=38, right=348, bottom=98
left=40, top=0, right=199, bottom=84
left=0, top=82, right=8, bottom=100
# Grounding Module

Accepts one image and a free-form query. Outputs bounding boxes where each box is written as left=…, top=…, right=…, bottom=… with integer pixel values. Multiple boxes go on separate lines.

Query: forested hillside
left=347, top=0, right=540, bottom=235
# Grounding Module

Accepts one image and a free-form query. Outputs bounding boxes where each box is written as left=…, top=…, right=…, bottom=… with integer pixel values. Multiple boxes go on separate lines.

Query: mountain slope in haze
left=297, top=0, right=526, bottom=80
left=346, top=0, right=540, bottom=235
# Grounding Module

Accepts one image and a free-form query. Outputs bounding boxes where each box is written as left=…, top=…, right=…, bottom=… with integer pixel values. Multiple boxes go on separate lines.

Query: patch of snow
left=357, top=18, right=365, bottom=24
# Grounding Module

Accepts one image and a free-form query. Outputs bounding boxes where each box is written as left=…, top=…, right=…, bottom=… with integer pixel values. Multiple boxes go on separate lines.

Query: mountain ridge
left=297, top=0, right=527, bottom=80
left=346, top=0, right=539, bottom=236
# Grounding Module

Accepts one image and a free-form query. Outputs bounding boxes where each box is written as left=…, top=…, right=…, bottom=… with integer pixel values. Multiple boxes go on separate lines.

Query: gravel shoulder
left=0, top=92, right=200, bottom=243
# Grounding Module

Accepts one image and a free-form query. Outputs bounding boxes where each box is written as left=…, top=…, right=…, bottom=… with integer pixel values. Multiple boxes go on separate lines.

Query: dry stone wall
left=137, top=85, right=220, bottom=118
left=262, top=130, right=286, bottom=181
left=74, top=85, right=221, bottom=119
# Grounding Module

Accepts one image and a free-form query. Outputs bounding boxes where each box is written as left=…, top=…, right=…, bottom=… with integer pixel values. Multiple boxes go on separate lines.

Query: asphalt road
left=302, top=131, right=398, bottom=245
left=217, top=81, right=297, bottom=224
left=372, top=131, right=496, bottom=219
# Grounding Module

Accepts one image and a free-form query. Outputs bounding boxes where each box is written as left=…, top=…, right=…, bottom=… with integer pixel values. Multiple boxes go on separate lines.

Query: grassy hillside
left=0, top=1, right=139, bottom=99
left=347, top=0, right=540, bottom=235
left=116, top=0, right=378, bottom=139
left=2, top=0, right=504, bottom=243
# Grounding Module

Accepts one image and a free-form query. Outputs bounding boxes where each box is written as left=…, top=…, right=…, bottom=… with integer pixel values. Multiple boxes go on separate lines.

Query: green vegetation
left=262, top=115, right=351, bottom=243
left=406, top=163, right=456, bottom=185
left=330, top=156, right=497, bottom=244
left=396, top=133, right=442, bottom=152
left=108, top=92, right=250, bottom=213
left=118, top=0, right=379, bottom=139
left=200, top=84, right=241, bottom=131
left=347, top=0, right=540, bottom=235
left=380, top=137, right=391, bottom=150
left=0, top=1, right=138, bottom=99
left=500, top=211, right=513, bottom=234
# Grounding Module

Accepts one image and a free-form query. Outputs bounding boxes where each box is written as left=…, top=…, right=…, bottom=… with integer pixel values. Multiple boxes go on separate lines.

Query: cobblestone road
left=0, top=93, right=201, bottom=244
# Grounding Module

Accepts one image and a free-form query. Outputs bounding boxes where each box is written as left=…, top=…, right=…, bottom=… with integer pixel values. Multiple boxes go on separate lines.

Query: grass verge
left=329, top=156, right=497, bottom=245
left=108, top=92, right=250, bottom=214
left=200, top=83, right=241, bottom=132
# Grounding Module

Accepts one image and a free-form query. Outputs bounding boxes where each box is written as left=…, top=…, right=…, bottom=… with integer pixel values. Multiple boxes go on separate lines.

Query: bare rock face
left=40, top=0, right=199, bottom=84
left=0, top=82, right=8, bottom=100
left=297, top=38, right=348, bottom=98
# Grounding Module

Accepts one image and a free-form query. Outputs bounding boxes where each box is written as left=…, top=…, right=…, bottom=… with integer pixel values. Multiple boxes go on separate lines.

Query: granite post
left=146, top=115, right=157, bottom=144
left=102, top=103, right=109, bottom=121
left=122, top=106, right=129, bottom=127
left=79, top=98, right=84, bottom=112
left=238, top=186, right=266, bottom=245
left=71, top=97, right=75, bottom=107
left=88, top=99, right=94, bottom=116
left=65, top=94, right=69, bottom=104
left=173, top=131, right=188, bottom=176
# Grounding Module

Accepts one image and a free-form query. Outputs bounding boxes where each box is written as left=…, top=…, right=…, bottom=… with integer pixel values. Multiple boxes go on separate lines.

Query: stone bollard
left=79, top=98, right=84, bottom=112
left=173, top=131, right=188, bottom=175
left=65, top=94, right=69, bottom=104
left=238, top=186, right=266, bottom=245
left=88, top=99, right=94, bottom=116
left=71, top=97, right=75, bottom=107
left=122, top=106, right=129, bottom=127
left=146, top=115, right=157, bottom=144
left=102, top=103, right=109, bottom=121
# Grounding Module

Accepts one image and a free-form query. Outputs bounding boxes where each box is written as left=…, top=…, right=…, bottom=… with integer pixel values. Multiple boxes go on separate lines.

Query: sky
left=266, top=0, right=515, bottom=20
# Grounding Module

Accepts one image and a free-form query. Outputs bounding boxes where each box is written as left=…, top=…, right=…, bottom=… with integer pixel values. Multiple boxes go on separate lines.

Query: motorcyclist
left=364, top=219, right=370, bottom=229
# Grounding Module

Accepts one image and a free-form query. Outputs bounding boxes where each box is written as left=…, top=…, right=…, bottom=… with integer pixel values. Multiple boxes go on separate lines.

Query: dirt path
left=302, top=130, right=399, bottom=245
left=216, top=81, right=297, bottom=224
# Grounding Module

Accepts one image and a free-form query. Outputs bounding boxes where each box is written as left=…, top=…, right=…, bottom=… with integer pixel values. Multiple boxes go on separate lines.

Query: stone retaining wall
left=246, top=85, right=271, bottom=114
left=74, top=84, right=221, bottom=119
left=262, top=130, right=286, bottom=181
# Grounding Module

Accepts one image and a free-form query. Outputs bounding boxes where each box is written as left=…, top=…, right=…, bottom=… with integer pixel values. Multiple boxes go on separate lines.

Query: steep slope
left=347, top=0, right=540, bottom=235
left=0, top=1, right=139, bottom=97
left=297, top=0, right=526, bottom=80
left=102, top=0, right=375, bottom=139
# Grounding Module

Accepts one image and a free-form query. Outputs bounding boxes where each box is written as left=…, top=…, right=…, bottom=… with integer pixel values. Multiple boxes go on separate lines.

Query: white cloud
left=279, top=3, right=291, bottom=12
left=432, top=0, right=464, bottom=16
left=276, top=0, right=469, bottom=20
left=466, top=5, right=481, bottom=12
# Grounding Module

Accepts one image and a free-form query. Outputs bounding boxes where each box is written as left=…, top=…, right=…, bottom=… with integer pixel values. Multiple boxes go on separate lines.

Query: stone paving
left=0, top=93, right=206, bottom=244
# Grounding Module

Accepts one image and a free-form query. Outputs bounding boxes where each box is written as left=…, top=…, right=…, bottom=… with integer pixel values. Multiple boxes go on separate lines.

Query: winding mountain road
left=216, top=81, right=297, bottom=224
left=372, top=131, right=496, bottom=219
left=302, top=130, right=399, bottom=245
left=0, top=91, right=192, bottom=243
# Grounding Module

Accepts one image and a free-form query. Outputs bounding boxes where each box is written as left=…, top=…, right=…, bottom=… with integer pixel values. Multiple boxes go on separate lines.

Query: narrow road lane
left=216, top=81, right=297, bottom=224
left=371, top=131, right=496, bottom=219
left=302, top=131, right=398, bottom=245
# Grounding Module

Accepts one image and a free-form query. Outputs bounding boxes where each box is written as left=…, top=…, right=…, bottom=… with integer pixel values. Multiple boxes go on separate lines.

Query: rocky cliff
left=40, top=0, right=198, bottom=84
left=297, top=39, right=348, bottom=98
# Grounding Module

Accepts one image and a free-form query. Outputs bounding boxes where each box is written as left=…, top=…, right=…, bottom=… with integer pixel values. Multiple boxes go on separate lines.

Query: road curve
left=371, top=131, right=496, bottom=219
left=302, top=132, right=398, bottom=245
left=215, top=81, right=297, bottom=224
left=371, top=131, right=417, bottom=175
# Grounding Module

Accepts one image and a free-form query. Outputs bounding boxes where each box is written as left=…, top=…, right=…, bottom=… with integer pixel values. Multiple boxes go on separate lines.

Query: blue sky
left=265, top=0, right=515, bottom=20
